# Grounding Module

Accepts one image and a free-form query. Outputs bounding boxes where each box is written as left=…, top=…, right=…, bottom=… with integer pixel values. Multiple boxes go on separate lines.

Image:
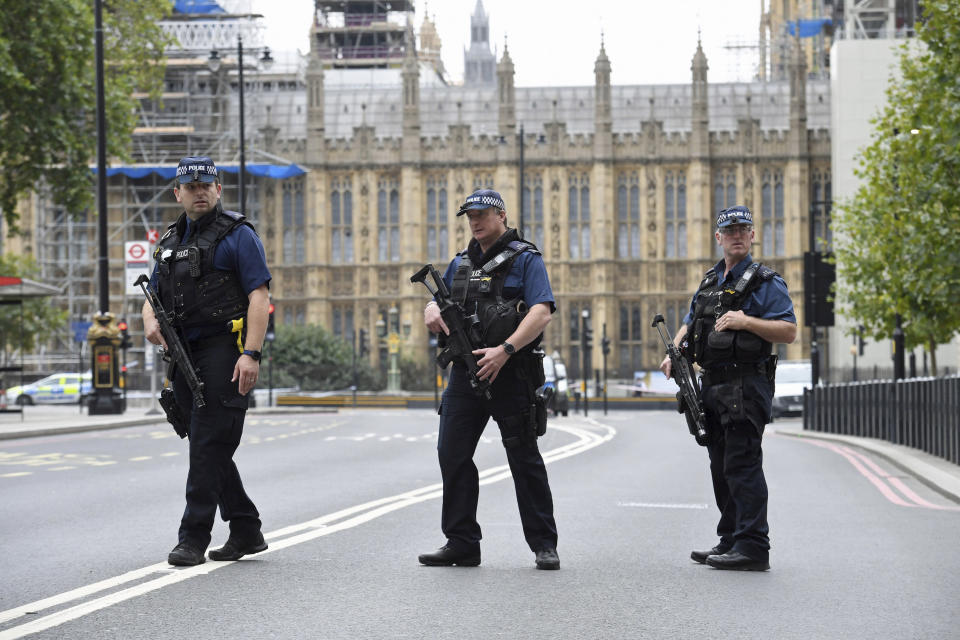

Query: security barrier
left=803, top=375, right=960, bottom=465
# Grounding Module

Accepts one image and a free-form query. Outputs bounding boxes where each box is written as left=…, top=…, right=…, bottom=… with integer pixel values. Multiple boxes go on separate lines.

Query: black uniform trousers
left=702, top=374, right=771, bottom=561
left=437, top=363, right=558, bottom=554
left=172, top=334, right=261, bottom=550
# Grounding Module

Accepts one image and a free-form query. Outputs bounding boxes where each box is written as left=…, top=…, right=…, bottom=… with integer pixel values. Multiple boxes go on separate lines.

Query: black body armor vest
left=154, top=204, right=253, bottom=333
left=688, top=262, right=778, bottom=368
left=450, top=229, right=541, bottom=353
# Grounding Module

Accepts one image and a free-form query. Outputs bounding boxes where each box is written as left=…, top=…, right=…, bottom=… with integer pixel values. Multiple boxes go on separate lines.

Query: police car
left=4, top=372, right=92, bottom=406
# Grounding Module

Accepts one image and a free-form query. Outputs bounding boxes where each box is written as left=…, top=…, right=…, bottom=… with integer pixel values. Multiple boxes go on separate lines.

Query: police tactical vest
left=450, top=230, right=541, bottom=353
left=689, top=262, right=777, bottom=368
left=154, top=204, right=253, bottom=333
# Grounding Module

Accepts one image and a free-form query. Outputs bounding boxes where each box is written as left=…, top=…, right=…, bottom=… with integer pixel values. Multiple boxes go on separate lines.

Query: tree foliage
left=269, top=324, right=381, bottom=391
left=0, top=0, right=171, bottom=229
left=0, top=254, right=68, bottom=365
left=832, top=2, right=960, bottom=372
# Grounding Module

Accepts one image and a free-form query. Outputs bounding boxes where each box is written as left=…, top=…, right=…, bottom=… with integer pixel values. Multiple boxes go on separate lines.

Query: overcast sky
left=246, top=0, right=763, bottom=86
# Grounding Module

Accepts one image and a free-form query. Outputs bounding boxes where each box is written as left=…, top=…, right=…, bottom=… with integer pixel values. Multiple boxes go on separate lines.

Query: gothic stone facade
left=261, top=38, right=830, bottom=379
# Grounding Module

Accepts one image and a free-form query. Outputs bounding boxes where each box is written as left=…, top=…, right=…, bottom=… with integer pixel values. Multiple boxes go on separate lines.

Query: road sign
left=147, top=228, right=160, bottom=243
left=125, top=241, right=151, bottom=295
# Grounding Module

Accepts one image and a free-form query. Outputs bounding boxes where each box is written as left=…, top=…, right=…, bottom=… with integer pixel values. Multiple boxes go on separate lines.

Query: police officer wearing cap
left=660, top=205, right=796, bottom=571
left=419, top=189, right=561, bottom=570
left=142, top=156, right=271, bottom=566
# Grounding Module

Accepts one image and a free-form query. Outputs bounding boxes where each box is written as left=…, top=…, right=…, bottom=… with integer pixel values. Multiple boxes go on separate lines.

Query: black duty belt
left=701, top=359, right=771, bottom=386
left=186, top=332, right=237, bottom=352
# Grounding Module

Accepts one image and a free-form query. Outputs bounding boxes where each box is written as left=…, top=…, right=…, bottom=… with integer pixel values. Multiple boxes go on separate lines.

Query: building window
left=522, top=173, right=544, bottom=248
left=282, top=177, right=305, bottom=264
left=617, top=301, right=644, bottom=377
left=713, top=170, right=736, bottom=257
left=617, top=172, right=640, bottom=258
left=332, top=305, right=354, bottom=340
left=378, top=176, right=400, bottom=262
left=331, top=177, right=353, bottom=264
left=665, top=171, right=687, bottom=258
left=426, top=176, right=448, bottom=260
left=473, top=174, right=494, bottom=190
left=762, top=169, right=784, bottom=256
left=811, top=168, right=832, bottom=251
left=568, top=173, right=590, bottom=260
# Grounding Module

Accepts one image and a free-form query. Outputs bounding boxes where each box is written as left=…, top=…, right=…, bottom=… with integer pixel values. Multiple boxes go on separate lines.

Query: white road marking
left=617, top=502, right=709, bottom=510
left=0, top=419, right=615, bottom=639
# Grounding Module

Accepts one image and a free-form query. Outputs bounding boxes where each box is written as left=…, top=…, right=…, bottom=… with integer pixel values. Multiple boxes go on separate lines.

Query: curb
left=0, top=407, right=339, bottom=441
left=770, top=426, right=960, bottom=504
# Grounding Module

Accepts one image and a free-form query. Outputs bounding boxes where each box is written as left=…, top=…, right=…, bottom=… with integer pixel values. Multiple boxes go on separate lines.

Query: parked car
left=542, top=354, right=569, bottom=417
left=4, top=372, right=92, bottom=406
left=771, top=361, right=812, bottom=418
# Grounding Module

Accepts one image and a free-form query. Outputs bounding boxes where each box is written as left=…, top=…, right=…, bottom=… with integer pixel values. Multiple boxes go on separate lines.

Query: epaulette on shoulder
left=699, top=268, right=718, bottom=288
left=220, top=209, right=246, bottom=222
left=756, top=264, right=778, bottom=281
left=509, top=239, right=541, bottom=256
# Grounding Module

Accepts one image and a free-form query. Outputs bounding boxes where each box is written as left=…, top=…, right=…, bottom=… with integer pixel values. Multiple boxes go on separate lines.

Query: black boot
left=418, top=545, right=481, bottom=567
left=691, top=545, right=730, bottom=564
left=208, top=532, right=268, bottom=561
left=168, top=543, right=205, bottom=566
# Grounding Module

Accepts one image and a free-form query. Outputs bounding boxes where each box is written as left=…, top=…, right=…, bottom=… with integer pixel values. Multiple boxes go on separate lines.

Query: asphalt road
left=1, top=409, right=958, bottom=639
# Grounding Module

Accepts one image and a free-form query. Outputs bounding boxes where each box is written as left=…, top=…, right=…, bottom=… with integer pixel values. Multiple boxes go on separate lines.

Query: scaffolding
left=29, top=7, right=301, bottom=377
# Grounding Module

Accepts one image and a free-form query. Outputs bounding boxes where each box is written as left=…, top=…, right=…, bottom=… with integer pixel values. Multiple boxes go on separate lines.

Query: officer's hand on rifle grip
left=659, top=355, right=672, bottom=378
left=144, top=315, right=168, bottom=350
left=473, top=345, right=510, bottom=383
left=424, top=301, right=450, bottom=336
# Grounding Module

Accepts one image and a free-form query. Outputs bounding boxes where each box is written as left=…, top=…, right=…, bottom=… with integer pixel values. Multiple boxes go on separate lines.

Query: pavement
left=2, top=404, right=958, bottom=504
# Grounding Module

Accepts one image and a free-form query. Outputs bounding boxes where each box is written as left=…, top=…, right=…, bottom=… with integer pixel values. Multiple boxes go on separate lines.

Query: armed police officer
left=142, top=156, right=271, bottom=566
left=660, top=205, right=796, bottom=571
left=418, top=189, right=560, bottom=570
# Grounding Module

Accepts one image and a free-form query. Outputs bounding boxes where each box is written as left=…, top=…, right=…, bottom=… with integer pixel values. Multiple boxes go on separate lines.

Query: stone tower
left=464, top=0, right=495, bottom=86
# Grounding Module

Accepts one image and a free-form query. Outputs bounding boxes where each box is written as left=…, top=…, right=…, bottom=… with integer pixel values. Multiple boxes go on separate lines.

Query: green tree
left=832, top=2, right=960, bottom=374
left=0, top=0, right=171, bottom=229
left=269, top=324, right=380, bottom=391
left=0, top=254, right=68, bottom=366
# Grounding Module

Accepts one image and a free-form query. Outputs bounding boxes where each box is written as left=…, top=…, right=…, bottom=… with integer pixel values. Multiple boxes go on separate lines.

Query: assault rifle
left=135, top=275, right=205, bottom=438
left=652, top=313, right=708, bottom=446
left=410, top=264, right=492, bottom=400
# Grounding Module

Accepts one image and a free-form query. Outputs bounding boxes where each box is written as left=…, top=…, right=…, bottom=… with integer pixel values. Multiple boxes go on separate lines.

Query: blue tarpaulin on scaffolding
left=787, top=18, right=832, bottom=37
left=92, top=164, right=307, bottom=180
left=171, top=0, right=225, bottom=14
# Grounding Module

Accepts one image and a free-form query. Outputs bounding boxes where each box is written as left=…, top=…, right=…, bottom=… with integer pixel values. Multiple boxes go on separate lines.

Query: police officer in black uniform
left=419, top=189, right=560, bottom=570
left=660, top=205, right=797, bottom=571
left=143, top=156, right=271, bottom=566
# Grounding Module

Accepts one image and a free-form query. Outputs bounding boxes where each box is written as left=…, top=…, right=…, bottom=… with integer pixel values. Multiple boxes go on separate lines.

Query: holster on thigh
left=710, top=381, right=745, bottom=428
left=497, top=410, right=536, bottom=449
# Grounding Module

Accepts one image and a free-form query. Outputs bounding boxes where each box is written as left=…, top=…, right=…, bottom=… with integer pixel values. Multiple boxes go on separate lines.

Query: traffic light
left=266, top=302, right=275, bottom=341
left=601, top=336, right=611, bottom=356
left=858, top=325, right=866, bottom=356
left=581, top=317, right=593, bottom=349
left=117, top=319, right=132, bottom=349
left=358, top=328, right=369, bottom=358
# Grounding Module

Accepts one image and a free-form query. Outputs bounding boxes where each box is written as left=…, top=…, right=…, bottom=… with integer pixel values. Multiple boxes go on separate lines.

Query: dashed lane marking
left=0, top=418, right=616, bottom=639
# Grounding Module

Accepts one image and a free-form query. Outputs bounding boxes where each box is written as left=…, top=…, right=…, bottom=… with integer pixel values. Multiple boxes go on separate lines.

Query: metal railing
left=804, top=376, right=960, bottom=465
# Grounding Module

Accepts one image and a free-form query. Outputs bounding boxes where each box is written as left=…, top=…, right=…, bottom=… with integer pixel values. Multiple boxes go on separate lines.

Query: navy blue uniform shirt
left=150, top=214, right=271, bottom=340
left=682, top=254, right=795, bottom=327
left=441, top=249, right=556, bottom=314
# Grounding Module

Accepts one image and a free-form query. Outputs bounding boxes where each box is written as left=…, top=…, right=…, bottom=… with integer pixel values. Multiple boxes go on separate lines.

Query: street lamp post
left=208, top=39, right=272, bottom=213
left=386, top=306, right=401, bottom=393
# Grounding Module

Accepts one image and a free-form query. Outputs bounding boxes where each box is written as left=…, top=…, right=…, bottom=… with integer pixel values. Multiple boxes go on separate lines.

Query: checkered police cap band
left=716, top=206, right=753, bottom=228
left=175, top=156, right=218, bottom=184
left=457, top=189, right=505, bottom=216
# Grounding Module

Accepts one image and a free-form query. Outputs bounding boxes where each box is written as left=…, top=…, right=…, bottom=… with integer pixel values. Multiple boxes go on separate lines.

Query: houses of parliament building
left=5, top=0, right=831, bottom=382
